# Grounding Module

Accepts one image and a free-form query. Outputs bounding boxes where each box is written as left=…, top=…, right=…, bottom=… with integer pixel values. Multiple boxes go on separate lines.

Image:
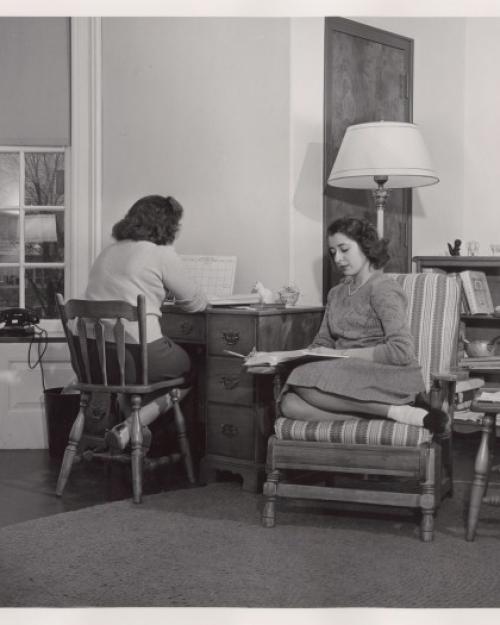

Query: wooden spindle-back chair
left=55, top=293, right=195, bottom=503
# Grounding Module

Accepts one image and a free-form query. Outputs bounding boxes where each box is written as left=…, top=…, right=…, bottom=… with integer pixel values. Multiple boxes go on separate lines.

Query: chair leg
left=420, top=446, right=436, bottom=542
left=466, top=414, right=494, bottom=541
left=56, top=391, right=90, bottom=497
left=262, top=469, right=280, bottom=528
left=129, top=394, right=144, bottom=504
left=171, top=389, right=196, bottom=484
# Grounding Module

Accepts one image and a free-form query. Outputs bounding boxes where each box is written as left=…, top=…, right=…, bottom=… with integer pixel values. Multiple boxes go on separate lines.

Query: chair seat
left=274, top=416, right=432, bottom=447
left=72, top=376, right=187, bottom=395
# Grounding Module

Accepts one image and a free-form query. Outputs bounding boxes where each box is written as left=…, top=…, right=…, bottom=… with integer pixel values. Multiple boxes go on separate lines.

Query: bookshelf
left=413, top=256, right=500, bottom=433
left=414, top=257, right=500, bottom=366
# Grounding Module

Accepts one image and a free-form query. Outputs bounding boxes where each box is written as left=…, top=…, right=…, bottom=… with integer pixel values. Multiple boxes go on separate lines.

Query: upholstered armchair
left=256, top=272, right=464, bottom=542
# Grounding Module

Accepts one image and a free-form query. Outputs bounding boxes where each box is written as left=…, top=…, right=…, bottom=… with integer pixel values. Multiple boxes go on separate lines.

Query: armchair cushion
left=275, top=416, right=432, bottom=447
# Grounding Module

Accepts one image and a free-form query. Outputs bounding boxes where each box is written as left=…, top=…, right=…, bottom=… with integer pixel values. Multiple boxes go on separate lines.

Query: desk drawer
left=208, top=314, right=255, bottom=355
left=162, top=313, right=205, bottom=342
left=206, top=405, right=254, bottom=460
left=207, top=356, right=254, bottom=405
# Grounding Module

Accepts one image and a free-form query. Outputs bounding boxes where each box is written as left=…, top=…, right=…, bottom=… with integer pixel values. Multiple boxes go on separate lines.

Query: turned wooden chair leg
left=56, top=391, right=90, bottom=496
left=420, top=447, right=436, bottom=542
left=171, top=389, right=196, bottom=484
left=262, top=469, right=280, bottom=528
left=466, top=414, right=494, bottom=541
left=129, top=394, right=144, bottom=504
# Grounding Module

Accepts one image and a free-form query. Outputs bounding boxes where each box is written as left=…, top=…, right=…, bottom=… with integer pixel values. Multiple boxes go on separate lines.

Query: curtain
left=0, top=17, right=70, bottom=146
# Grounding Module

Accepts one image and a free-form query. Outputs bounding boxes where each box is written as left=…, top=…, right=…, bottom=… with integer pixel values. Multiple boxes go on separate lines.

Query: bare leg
left=280, top=387, right=389, bottom=422
left=282, top=387, right=442, bottom=431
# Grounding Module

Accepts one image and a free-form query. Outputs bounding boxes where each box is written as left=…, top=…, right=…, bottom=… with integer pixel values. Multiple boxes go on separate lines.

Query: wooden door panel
left=323, top=18, right=413, bottom=297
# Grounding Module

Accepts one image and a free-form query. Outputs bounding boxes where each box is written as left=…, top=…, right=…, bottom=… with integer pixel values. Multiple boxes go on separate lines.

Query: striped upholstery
left=390, top=273, right=461, bottom=392
left=275, top=416, right=432, bottom=446
left=275, top=272, right=460, bottom=447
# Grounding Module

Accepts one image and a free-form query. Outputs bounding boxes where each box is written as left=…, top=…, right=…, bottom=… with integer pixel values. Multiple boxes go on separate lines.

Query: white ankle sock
left=387, top=405, right=428, bottom=427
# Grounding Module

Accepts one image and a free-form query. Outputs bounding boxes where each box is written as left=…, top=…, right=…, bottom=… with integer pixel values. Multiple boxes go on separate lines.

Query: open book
left=225, top=347, right=348, bottom=367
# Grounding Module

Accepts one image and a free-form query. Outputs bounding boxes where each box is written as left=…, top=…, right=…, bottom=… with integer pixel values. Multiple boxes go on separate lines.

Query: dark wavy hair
left=111, top=195, right=183, bottom=245
left=327, top=217, right=390, bottom=269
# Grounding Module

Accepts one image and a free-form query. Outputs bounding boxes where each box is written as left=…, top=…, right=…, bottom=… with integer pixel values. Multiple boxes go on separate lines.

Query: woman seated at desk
left=279, top=217, right=446, bottom=433
left=83, top=194, right=208, bottom=449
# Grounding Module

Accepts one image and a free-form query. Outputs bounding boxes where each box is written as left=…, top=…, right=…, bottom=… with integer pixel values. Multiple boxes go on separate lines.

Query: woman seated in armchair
left=279, top=217, right=446, bottom=433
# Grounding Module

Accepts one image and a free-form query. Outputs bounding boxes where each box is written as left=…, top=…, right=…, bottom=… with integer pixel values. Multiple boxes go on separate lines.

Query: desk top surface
left=162, top=304, right=324, bottom=317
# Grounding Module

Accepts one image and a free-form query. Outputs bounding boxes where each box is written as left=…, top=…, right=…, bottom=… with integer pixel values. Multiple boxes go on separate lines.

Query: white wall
left=463, top=18, right=500, bottom=255
left=101, top=17, right=290, bottom=295
left=359, top=17, right=466, bottom=259
left=101, top=17, right=500, bottom=305
left=289, top=18, right=324, bottom=304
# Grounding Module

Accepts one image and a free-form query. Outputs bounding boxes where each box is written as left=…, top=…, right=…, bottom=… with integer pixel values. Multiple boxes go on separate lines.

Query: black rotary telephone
left=0, top=307, right=40, bottom=336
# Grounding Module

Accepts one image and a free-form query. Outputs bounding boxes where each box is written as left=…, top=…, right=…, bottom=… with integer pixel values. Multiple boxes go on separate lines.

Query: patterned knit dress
left=285, top=271, right=426, bottom=405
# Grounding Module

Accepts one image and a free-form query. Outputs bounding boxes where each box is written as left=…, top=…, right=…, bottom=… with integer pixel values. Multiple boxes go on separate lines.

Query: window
left=0, top=147, right=67, bottom=319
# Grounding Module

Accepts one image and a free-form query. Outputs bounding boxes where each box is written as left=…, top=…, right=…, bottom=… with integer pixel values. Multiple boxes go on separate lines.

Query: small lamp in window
left=25, top=213, right=58, bottom=256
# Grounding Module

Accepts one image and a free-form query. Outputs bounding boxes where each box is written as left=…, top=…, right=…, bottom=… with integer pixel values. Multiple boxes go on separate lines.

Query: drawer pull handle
left=220, top=375, right=240, bottom=390
left=222, top=331, right=240, bottom=346
left=220, top=423, right=239, bottom=438
left=180, top=321, right=194, bottom=335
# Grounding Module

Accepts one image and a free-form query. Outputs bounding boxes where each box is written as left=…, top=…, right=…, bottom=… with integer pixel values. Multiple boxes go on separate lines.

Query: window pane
left=0, top=268, right=19, bottom=308
left=26, top=267, right=64, bottom=319
left=25, top=211, right=64, bottom=262
left=25, top=152, right=65, bottom=206
left=0, top=211, right=19, bottom=262
left=0, top=153, right=20, bottom=207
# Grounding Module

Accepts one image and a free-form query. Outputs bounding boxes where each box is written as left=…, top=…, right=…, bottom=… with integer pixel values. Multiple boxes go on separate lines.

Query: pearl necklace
left=347, top=274, right=373, bottom=296
left=347, top=280, right=363, bottom=296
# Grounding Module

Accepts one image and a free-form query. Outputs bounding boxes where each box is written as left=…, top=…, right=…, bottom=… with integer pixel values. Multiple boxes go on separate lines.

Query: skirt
left=79, top=336, right=192, bottom=403
left=285, top=356, right=426, bottom=405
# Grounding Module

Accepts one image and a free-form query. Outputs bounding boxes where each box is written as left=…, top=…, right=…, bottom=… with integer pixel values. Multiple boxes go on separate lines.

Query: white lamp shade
left=25, top=213, right=58, bottom=243
left=328, top=121, right=439, bottom=189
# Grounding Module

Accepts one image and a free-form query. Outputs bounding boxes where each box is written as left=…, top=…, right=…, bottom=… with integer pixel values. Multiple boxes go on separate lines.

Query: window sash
left=0, top=146, right=68, bottom=316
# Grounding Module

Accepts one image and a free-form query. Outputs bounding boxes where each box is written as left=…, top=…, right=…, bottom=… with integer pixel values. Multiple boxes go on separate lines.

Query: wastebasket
left=44, top=387, right=80, bottom=458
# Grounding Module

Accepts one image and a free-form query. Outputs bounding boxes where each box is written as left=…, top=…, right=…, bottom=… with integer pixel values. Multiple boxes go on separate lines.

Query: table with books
left=413, top=256, right=500, bottom=432
left=466, top=387, right=500, bottom=540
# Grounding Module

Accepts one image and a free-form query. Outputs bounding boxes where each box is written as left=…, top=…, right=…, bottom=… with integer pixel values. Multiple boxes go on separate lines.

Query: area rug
left=0, top=481, right=500, bottom=608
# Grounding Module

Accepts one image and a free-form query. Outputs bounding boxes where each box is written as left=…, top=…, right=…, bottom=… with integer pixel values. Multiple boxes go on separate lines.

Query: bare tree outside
left=25, top=152, right=65, bottom=206
left=0, top=150, right=65, bottom=316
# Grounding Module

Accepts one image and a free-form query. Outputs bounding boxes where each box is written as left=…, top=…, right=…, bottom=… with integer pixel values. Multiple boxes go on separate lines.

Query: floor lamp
left=327, top=121, right=439, bottom=237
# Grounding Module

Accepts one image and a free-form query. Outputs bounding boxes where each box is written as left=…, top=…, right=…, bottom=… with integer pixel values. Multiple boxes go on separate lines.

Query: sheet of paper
left=180, top=254, right=237, bottom=298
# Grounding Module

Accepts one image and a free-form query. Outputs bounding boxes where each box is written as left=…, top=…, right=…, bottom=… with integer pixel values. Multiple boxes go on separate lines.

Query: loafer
left=423, top=408, right=448, bottom=434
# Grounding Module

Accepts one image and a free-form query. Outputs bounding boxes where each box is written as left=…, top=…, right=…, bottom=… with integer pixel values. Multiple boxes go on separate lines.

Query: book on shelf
left=225, top=347, right=348, bottom=368
left=458, top=356, right=500, bottom=369
left=476, top=389, right=500, bottom=403
left=453, top=410, right=485, bottom=423
left=459, top=270, right=494, bottom=315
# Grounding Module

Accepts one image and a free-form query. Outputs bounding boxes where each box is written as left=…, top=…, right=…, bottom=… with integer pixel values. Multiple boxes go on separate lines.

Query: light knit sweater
left=84, top=240, right=207, bottom=343
left=310, top=271, right=418, bottom=366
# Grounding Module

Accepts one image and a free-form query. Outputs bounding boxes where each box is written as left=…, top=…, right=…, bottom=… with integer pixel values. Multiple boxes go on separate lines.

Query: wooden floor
left=0, top=447, right=191, bottom=529
left=0, top=432, right=493, bottom=529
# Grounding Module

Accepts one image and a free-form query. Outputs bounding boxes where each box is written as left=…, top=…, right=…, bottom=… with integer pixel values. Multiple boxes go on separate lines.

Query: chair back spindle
left=56, top=293, right=148, bottom=388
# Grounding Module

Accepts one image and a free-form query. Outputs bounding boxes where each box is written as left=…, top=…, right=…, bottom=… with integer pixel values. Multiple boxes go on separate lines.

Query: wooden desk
left=162, top=304, right=323, bottom=491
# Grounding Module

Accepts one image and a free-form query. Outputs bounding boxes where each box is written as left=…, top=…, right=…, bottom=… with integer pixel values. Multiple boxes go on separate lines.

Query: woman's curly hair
left=327, top=217, right=390, bottom=269
left=112, top=195, right=183, bottom=245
